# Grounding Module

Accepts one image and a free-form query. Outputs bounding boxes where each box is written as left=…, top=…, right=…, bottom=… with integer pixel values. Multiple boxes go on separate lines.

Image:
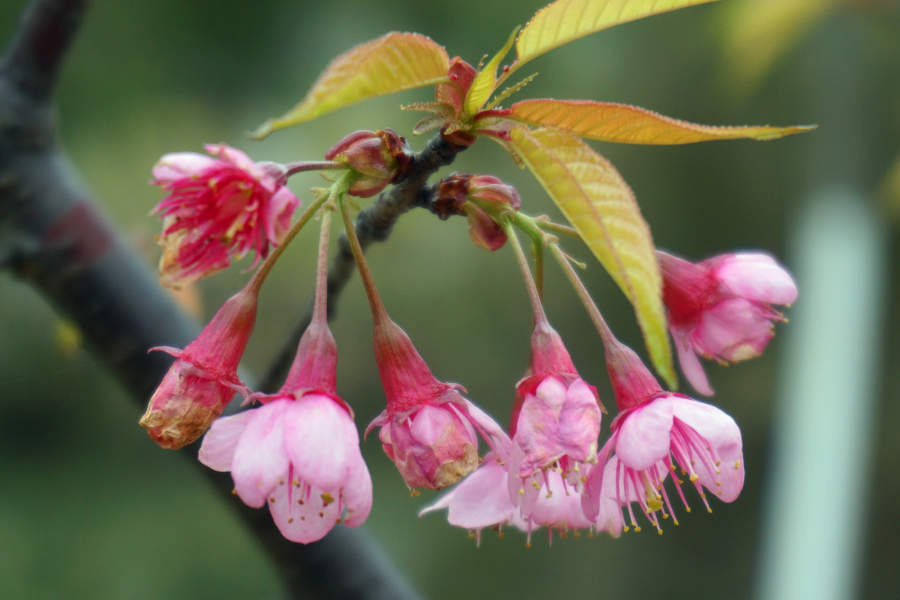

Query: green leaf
left=251, top=33, right=449, bottom=138
left=506, top=0, right=719, bottom=79
left=509, top=126, right=676, bottom=388
left=507, top=98, right=816, bottom=144
left=463, top=27, right=520, bottom=116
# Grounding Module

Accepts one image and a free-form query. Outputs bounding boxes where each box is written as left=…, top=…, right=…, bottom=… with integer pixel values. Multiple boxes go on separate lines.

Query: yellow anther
left=231, top=489, right=237, bottom=495
left=468, top=532, right=476, bottom=539
left=321, top=492, right=335, bottom=506
left=658, top=529, right=664, bottom=535
left=715, top=461, right=721, bottom=467
left=623, top=526, right=630, bottom=533
left=707, top=508, right=713, bottom=513
left=581, top=476, right=587, bottom=483
left=288, top=518, right=294, bottom=523
left=519, top=489, right=525, bottom=495
left=716, top=481, right=722, bottom=486
left=410, top=489, right=420, bottom=497
left=735, top=461, right=741, bottom=469
left=546, top=491, right=553, bottom=498
left=526, top=542, right=532, bottom=548
left=662, top=514, right=669, bottom=520
left=673, top=520, right=680, bottom=526
left=686, top=507, right=692, bottom=513
left=573, top=464, right=580, bottom=472
left=700, top=493, right=706, bottom=499
left=634, top=526, right=642, bottom=533
left=292, top=480, right=299, bottom=486
left=689, top=474, right=699, bottom=483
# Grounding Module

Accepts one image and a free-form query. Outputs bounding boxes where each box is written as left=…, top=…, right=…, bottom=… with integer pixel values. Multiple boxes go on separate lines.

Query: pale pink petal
left=529, top=470, right=592, bottom=530
left=420, top=455, right=516, bottom=529
left=283, top=394, right=358, bottom=492
left=153, top=152, right=217, bottom=181
left=694, top=298, right=773, bottom=361
left=341, top=453, right=373, bottom=528
left=198, top=410, right=256, bottom=471
left=205, top=143, right=263, bottom=178
left=264, top=186, right=300, bottom=244
left=615, top=397, right=674, bottom=471
left=516, top=392, right=563, bottom=476
left=718, top=253, right=798, bottom=305
left=581, top=433, right=616, bottom=520
left=558, top=378, right=602, bottom=462
left=670, top=398, right=744, bottom=502
left=232, top=399, right=291, bottom=508
left=461, top=399, right=510, bottom=461
left=507, top=442, right=541, bottom=516
left=673, top=333, right=714, bottom=396
left=592, top=458, right=625, bottom=537
left=268, top=477, right=341, bottom=544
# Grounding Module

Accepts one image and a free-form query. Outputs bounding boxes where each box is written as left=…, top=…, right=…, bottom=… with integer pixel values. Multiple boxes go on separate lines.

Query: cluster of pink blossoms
left=140, top=128, right=796, bottom=546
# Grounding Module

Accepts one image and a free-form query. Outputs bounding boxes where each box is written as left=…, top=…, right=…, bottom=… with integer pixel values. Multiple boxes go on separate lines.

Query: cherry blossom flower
left=582, top=337, right=745, bottom=533
left=152, top=144, right=300, bottom=287
left=140, top=283, right=257, bottom=449
left=366, top=317, right=507, bottom=491
left=659, top=251, right=797, bottom=395
left=199, top=315, right=372, bottom=544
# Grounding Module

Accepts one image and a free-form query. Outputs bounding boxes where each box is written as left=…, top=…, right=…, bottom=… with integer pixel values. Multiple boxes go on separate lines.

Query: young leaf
left=507, top=99, right=815, bottom=144
left=251, top=33, right=449, bottom=139
left=509, top=126, right=676, bottom=388
left=464, top=27, right=520, bottom=117
left=507, top=0, right=718, bottom=79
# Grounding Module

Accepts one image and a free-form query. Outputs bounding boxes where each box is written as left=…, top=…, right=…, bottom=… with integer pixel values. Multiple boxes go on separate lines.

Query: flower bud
left=435, top=57, right=478, bottom=118
left=433, top=174, right=521, bottom=251
left=365, top=316, right=504, bottom=490
left=140, top=285, right=257, bottom=449
left=325, top=129, right=414, bottom=197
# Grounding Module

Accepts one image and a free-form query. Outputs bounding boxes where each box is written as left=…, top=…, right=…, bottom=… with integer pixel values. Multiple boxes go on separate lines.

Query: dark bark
left=0, top=1, right=426, bottom=598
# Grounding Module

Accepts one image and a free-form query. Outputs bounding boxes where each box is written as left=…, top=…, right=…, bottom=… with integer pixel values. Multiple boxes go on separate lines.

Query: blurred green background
left=1, top=0, right=899, bottom=599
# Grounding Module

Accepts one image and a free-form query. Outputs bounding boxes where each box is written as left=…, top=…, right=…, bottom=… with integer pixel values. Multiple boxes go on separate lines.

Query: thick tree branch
left=0, top=1, right=421, bottom=599
left=260, top=135, right=467, bottom=392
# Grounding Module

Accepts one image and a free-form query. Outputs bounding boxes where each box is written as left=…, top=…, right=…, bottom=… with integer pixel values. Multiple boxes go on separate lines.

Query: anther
left=288, top=518, right=294, bottom=523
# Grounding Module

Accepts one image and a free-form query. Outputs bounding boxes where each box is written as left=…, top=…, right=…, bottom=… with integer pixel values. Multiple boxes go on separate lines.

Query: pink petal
left=673, top=333, right=714, bottom=396
left=460, top=399, right=510, bottom=461
left=670, top=398, right=744, bottom=502
left=264, top=186, right=300, bottom=244
left=592, top=458, right=625, bottom=537
left=420, top=455, right=516, bottom=529
left=152, top=152, right=217, bottom=181
left=198, top=410, right=256, bottom=471
left=341, top=453, right=373, bottom=528
left=717, top=253, right=798, bottom=305
left=558, top=378, right=602, bottom=462
left=268, top=477, right=341, bottom=544
left=231, top=399, right=291, bottom=508
left=205, top=143, right=263, bottom=178
left=615, top=397, right=674, bottom=472
left=694, top=298, right=774, bottom=361
left=529, top=470, right=592, bottom=530
left=581, top=434, right=616, bottom=520
left=282, top=394, right=358, bottom=492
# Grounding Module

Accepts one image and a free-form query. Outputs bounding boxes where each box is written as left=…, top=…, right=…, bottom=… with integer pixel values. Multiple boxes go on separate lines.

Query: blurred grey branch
left=0, top=0, right=422, bottom=598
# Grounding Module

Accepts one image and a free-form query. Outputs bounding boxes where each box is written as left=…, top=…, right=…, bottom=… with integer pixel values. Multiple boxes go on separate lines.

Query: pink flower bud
left=198, top=315, right=372, bottom=544
left=140, top=285, right=257, bottom=449
left=151, top=144, right=300, bottom=288
left=366, top=317, right=505, bottom=490
left=325, top=129, right=413, bottom=198
left=433, top=174, right=521, bottom=251
left=659, top=251, right=798, bottom=395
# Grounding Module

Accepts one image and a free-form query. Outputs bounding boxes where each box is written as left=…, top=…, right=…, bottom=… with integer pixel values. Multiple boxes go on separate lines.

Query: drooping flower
left=582, top=336, right=745, bottom=533
left=366, top=317, right=506, bottom=491
left=324, top=129, right=413, bottom=198
left=421, top=434, right=603, bottom=545
left=659, top=251, right=798, bottom=395
left=140, top=283, right=257, bottom=450
left=508, top=320, right=603, bottom=495
left=199, top=312, right=372, bottom=544
left=152, top=144, right=300, bottom=288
